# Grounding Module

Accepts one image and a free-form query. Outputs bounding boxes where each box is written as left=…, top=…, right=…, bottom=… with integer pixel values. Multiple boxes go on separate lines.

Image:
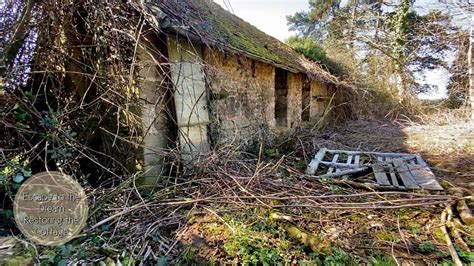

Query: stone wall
left=137, top=36, right=338, bottom=179
left=203, top=48, right=276, bottom=147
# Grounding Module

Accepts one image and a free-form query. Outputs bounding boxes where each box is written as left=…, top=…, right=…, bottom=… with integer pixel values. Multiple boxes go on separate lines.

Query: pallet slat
left=372, top=164, right=391, bottom=186
left=354, top=155, right=360, bottom=166
left=415, top=154, right=428, bottom=167
left=307, top=148, right=442, bottom=191
left=407, top=164, right=443, bottom=191
left=318, top=161, right=363, bottom=169
left=347, top=155, right=353, bottom=164
left=393, top=158, right=420, bottom=189
left=317, top=167, right=368, bottom=178
left=389, top=169, right=399, bottom=187
left=385, top=158, right=399, bottom=187
left=327, top=150, right=417, bottom=159
left=306, top=148, right=327, bottom=175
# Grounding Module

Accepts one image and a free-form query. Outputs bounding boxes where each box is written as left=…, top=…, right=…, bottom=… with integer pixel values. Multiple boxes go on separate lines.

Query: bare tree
left=441, top=0, right=474, bottom=119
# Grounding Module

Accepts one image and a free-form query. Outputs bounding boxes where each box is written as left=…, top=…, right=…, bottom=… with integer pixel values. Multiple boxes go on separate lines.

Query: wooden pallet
left=306, top=149, right=443, bottom=191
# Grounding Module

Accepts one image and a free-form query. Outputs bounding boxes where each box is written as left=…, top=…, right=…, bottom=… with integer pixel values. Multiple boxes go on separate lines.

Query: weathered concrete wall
left=137, top=34, right=171, bottom=183
left=287, top=72, right=303, bottom=127
left=203, top=48, right=275, bottom=147
left=168, top=37, right=211, bottom=161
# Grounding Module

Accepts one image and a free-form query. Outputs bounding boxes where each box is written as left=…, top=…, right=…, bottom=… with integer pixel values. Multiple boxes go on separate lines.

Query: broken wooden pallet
left=306, top=149, right=443, bottom=191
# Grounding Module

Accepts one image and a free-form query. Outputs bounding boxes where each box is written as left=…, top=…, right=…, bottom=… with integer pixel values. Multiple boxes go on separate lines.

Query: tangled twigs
left=81, top=147, right=463, bottom=263
left=310, top=177, right=410, bottom=192
left=1, top=0, right=150, bottom=188
left=450, top=197, right=474, bottom=253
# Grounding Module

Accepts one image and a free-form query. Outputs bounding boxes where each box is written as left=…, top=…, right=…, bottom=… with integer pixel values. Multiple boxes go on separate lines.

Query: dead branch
left=270, top=212, right=330, bottom=254
left=456, top=199, right=474, bottom=225
left=448, top=219, right=471, bottom=252
left=441, top=205, right=463, bottom=266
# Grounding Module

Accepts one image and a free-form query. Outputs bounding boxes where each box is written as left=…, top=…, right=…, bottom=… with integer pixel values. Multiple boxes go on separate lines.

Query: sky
left=214, top=0, right=308, bottom=41
left=214, top=0, right=465, bottom=100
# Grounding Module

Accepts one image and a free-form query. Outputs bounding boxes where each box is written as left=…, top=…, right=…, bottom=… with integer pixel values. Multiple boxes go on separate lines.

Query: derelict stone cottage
left=136, top=0, right=343, bottom=176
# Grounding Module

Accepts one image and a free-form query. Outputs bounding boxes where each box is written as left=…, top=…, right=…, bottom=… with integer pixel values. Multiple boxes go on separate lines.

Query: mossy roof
left=151, top=0, right=339, bottom=83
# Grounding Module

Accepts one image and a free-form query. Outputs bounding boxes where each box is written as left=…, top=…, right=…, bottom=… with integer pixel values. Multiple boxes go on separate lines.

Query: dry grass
left=403, top=121, right=474, bottom=185
left=404, top=122, right=474, bottom=155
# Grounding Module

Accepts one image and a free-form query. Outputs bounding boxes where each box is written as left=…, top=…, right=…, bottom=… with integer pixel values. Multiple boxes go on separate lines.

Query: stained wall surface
left=167, top=37, right=211, bottom=161
left=203, top=48, right=276, bottom=146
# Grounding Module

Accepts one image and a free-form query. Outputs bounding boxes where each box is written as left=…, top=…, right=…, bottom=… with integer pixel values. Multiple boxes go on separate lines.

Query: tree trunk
left=348, top=3, right=357, bottom=49
left=396, top=65, right=407, bottom=99
left=0, top=0, right=36, bottom=76
left=469, top=15, right=474, bottom=120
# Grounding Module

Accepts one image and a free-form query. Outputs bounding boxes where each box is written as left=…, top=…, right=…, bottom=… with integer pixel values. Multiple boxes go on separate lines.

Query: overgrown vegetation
left=1, top=0, right=473, bottom=265
left=286, top=0, right=470, bottom=120
left=1, top=0, right=149, bottom=211
left=0, top=0, right=163, bottom=262
left=286, top=36, right=344, bottom=76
